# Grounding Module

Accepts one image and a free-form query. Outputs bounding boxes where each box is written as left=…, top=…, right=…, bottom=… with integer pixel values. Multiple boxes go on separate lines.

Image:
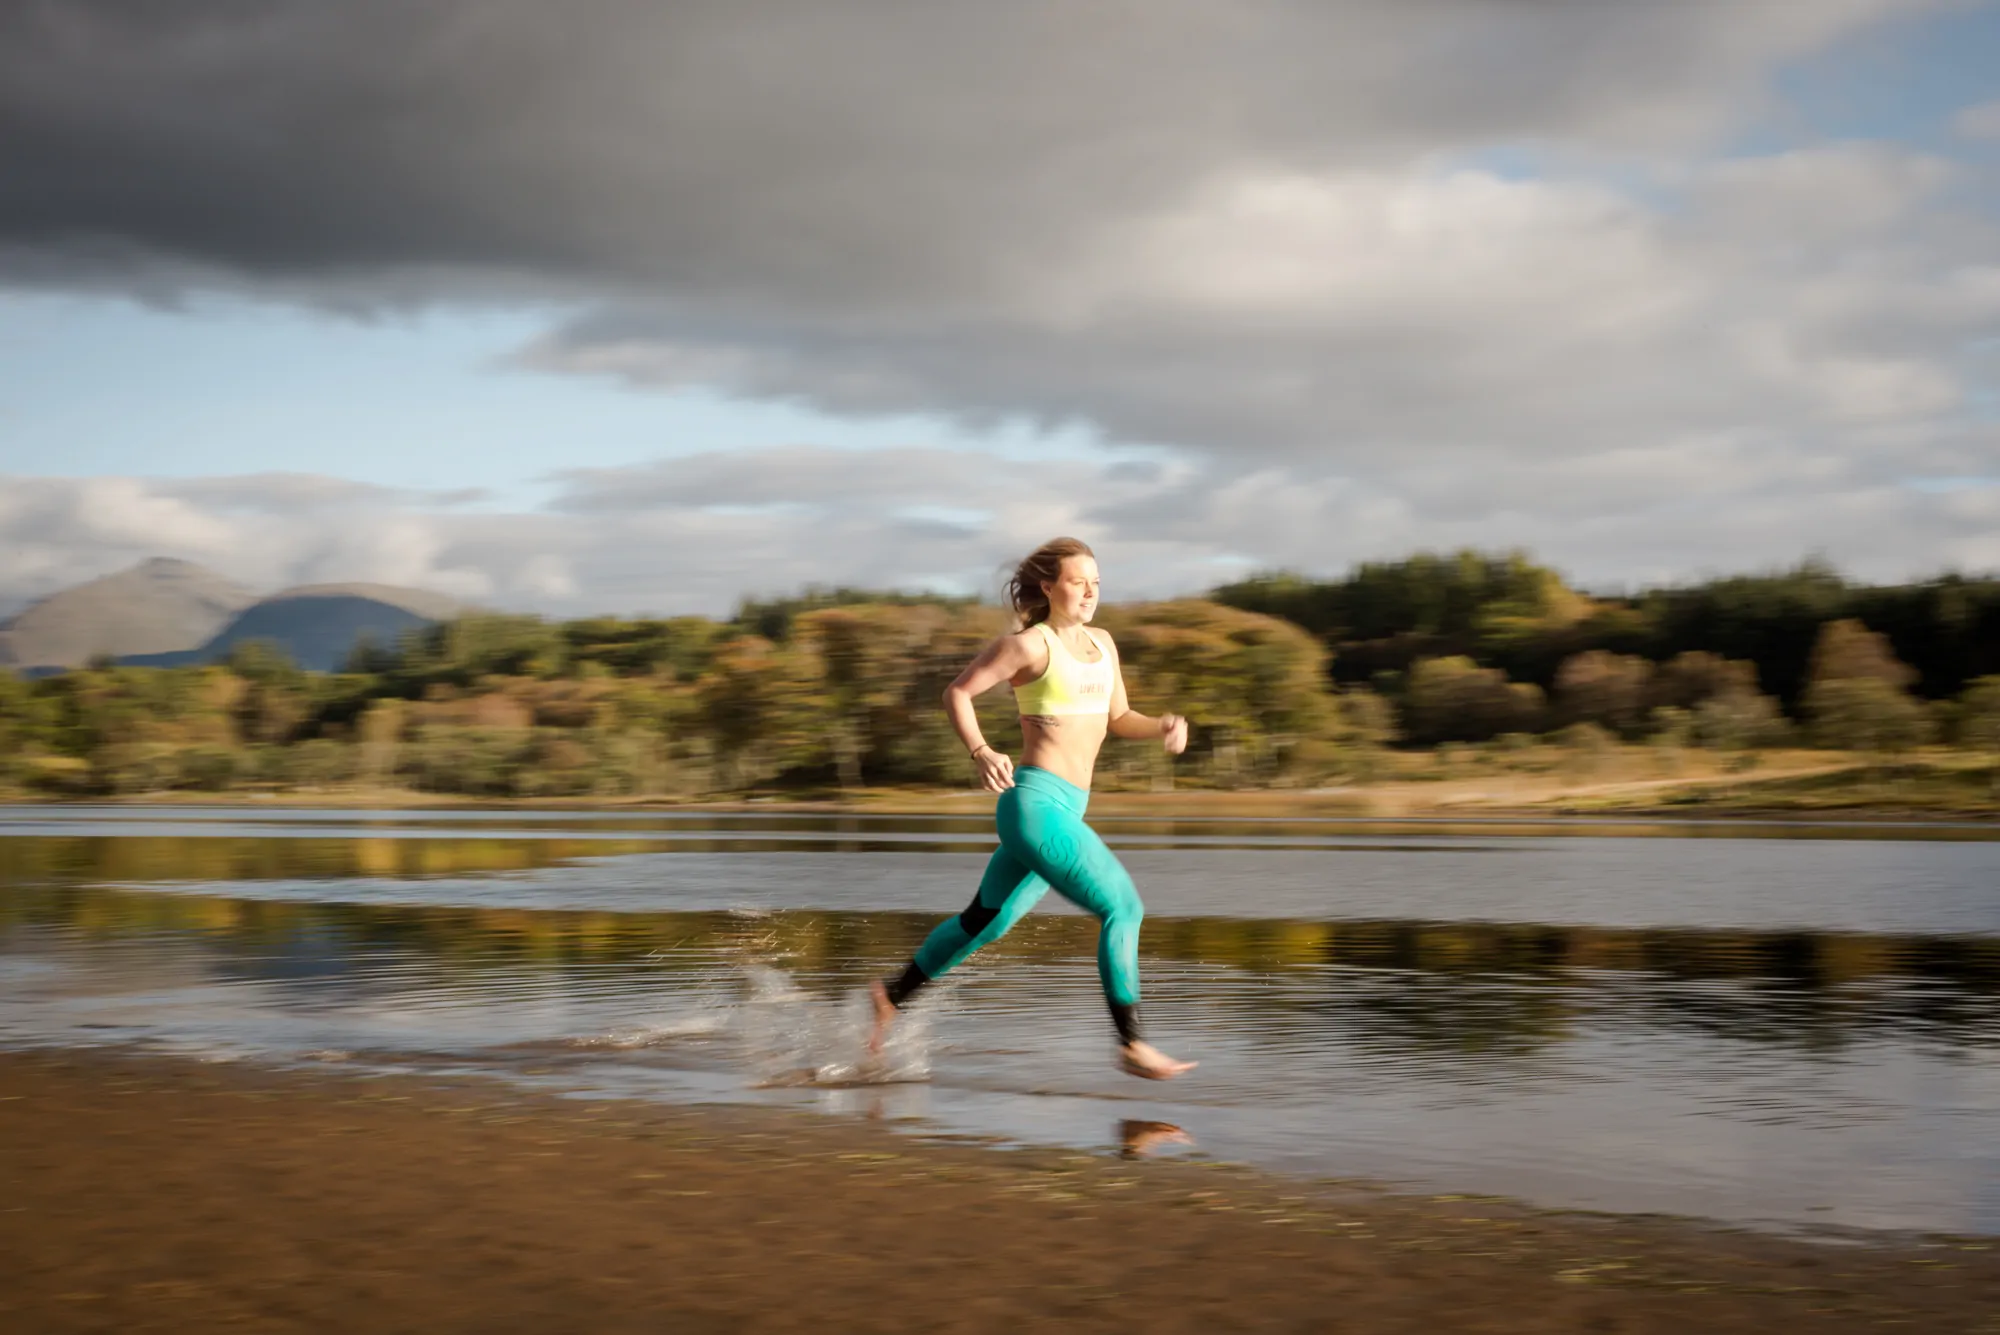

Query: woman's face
left=1042, top=554, right=1101, bottom=624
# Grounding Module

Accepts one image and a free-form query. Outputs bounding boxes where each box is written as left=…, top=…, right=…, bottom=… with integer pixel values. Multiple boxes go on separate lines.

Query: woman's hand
left=1160, top=713, right=1189, bottom=757
left=971, top=744, right=1016, bottom=792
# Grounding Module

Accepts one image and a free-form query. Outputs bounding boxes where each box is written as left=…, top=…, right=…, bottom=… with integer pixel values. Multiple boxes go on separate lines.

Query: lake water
left=3, top=804, right=1997, bottom=1237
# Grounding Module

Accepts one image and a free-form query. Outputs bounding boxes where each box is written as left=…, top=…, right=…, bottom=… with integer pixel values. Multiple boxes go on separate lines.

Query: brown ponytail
left=1005, top=537, right=1095, bottom=629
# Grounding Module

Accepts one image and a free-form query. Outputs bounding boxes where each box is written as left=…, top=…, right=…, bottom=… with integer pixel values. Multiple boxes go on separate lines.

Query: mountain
left=0, top=558, right=258, bottom=670
left=262, top=581, right=463, bottom=623
left=120, top=582, right=466, bottom=673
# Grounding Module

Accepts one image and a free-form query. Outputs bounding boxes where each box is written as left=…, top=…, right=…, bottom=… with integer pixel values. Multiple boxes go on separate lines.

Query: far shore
left=3, top=749, right=1996, bottom=822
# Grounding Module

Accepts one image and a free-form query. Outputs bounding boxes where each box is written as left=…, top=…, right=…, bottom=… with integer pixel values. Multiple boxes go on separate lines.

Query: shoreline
left=3, top=1048, right=1995, bottom=1332
left=2, top=769, right=1997, bottom=825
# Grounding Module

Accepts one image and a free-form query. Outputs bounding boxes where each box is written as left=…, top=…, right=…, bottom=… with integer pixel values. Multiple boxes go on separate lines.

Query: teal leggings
left=906, top=767, right=1145, bottom=1030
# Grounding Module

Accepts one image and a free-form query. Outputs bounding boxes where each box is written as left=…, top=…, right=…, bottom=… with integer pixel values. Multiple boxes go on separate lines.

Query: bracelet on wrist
left=969, top=743, right=992, bottom=759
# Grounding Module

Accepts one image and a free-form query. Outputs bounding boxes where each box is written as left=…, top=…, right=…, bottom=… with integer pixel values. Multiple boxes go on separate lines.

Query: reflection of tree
left=7, top=880, right=1996, bottom=1060
left=1312, top=968, right=1582, bottom=1063
left=0, top=834, right=672, bottom=888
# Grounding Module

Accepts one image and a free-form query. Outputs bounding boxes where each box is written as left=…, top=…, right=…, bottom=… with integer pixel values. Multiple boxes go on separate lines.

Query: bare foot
left=1118, top=1040, right=1197, bottom=1080
left=866, top=979, right=896, bottom=1055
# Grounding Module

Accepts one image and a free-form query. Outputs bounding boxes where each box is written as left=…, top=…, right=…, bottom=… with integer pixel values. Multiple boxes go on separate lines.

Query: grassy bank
left=3, top=749, right=1994, bottom=821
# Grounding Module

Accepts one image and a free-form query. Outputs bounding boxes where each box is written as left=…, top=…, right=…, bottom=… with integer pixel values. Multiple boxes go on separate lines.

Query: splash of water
left=737, top=964, right=933, bottom=1088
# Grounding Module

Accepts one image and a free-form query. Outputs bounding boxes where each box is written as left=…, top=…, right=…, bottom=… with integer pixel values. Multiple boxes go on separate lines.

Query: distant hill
left=0, top=558, right=257, bottom=670
left=263, top=581, right=462, bottom=624
left=121, top=583, right=466, bottom=673
left=1, top=560, right=468, bottom=675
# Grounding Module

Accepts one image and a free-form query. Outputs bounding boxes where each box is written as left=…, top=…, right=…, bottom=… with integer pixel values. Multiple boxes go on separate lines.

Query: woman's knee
left=1100, top=867, right=1143, bottom=927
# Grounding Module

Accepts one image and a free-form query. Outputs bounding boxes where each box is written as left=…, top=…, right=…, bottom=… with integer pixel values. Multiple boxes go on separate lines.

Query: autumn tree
left=1552, top=651, right=1653, bottom=736
left=794, top=605, right=955, bottom=791
left=1806, top=619, right=1917, bottom=691
left=1097, top=601, right=1335, bottom=786
left=1802, top=620, right=1930, bottom=759
left=357, top=699, right=404, bottom=788
left=1960, top=676, right=2000, bottom=794
left=1402, top=657, right=1545, bottom=744
left=1647, top=651, right=1760, bottom=712
left=696, top=634, right=820, bottom=790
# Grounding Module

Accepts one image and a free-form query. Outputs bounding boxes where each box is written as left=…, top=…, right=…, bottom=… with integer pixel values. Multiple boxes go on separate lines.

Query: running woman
left=869, top=537, right=1197, bottom=1079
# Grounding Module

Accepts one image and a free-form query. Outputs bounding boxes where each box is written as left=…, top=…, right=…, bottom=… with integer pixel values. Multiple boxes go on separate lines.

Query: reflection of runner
left=869, top=537, right=1196, bottom=1080
left=1118, top=1119, right=1194, bottom=1159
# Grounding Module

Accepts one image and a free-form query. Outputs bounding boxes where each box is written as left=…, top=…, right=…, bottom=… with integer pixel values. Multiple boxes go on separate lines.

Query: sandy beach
left=3, top=1050, right=1994, bottom=1333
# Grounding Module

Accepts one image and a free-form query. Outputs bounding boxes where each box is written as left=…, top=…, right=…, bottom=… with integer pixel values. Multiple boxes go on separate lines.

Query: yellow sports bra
left=1014, top=622, right=1114, bottom=716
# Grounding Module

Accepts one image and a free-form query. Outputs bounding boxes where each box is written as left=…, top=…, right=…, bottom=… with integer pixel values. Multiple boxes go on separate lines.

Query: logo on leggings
left=1039, top=833, right=1085, bottom=880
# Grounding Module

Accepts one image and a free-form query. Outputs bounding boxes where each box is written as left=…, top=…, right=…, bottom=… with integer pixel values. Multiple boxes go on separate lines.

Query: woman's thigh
left=1000, top=796, right=1137, bottom=920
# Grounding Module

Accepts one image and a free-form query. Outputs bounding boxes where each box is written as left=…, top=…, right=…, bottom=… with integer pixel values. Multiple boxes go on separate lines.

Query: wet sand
left=3, top=1051, right=1994, bottom=1332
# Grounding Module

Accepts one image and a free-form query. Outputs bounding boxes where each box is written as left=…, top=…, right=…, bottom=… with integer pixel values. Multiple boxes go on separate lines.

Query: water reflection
left=1118, top=1119, right=1194, bottom=1158
left=2, top=812, right=1996, bottom=1236
left=5, top=827, right=1998, bottom=937
left=4, top=883, right=1994, bottom=1058
left=9, top=803, right=2000, bottom=841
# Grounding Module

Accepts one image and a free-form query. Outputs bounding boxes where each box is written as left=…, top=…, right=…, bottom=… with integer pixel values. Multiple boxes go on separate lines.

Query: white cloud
left=3, top=445, right=1995, bottom=627
left=1954, top=99, right=2000, bottom=140
left=521, top=143, right=1996, bottom=513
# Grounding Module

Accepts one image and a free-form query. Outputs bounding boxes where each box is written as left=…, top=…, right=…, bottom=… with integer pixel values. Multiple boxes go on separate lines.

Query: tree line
left=1, top=552, right=1997, bottom=800
left=1213, top=551, right=2000, bottom=707
left=0, top=598, right=1380, bottom=798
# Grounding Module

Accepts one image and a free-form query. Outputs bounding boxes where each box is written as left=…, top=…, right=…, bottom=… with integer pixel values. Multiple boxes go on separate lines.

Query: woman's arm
left=1101, top=634, right=1189, bottom=754
left=943, top=631, right=1038, bottom=791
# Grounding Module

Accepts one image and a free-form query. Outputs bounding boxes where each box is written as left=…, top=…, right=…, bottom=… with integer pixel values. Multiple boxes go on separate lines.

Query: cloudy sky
left=3, top=0, right=1997, bottom=617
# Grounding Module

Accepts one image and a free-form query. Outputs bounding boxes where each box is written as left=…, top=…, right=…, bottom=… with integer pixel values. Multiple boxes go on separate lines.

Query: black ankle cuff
left=884, top=961, right=931, bottom=1008
left=1109, top=1001, right=1143, bottom=1045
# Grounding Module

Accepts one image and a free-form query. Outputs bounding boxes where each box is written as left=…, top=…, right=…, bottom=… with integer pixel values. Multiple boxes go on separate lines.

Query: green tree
left=227, top=640, right=309, bottom=745
left=1211, top=549, right=1593, bottom=687
left=1957, top=676, right=2000, bottom=795
left=1690, top=692, right=1786, bottom=751
left=1961, top=676, right=2000, bottom=753
left=1802, top=619, right=1928, bottom=761
left=1805, top=677, right=1933, bottom=760
left=1332, top=686, right=1398, bottom=782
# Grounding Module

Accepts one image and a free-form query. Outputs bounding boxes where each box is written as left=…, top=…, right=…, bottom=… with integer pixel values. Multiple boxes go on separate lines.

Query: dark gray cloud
left=0, top=0, right=1939, bottom=299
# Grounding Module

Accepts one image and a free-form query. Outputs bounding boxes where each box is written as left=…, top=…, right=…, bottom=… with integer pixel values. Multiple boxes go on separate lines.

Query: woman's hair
left=1005, top=537, right=1095, bottom=628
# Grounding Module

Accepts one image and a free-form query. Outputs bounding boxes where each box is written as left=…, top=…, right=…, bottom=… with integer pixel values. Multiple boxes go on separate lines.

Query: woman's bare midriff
left=1016, top=714, right=1108, bottom=790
